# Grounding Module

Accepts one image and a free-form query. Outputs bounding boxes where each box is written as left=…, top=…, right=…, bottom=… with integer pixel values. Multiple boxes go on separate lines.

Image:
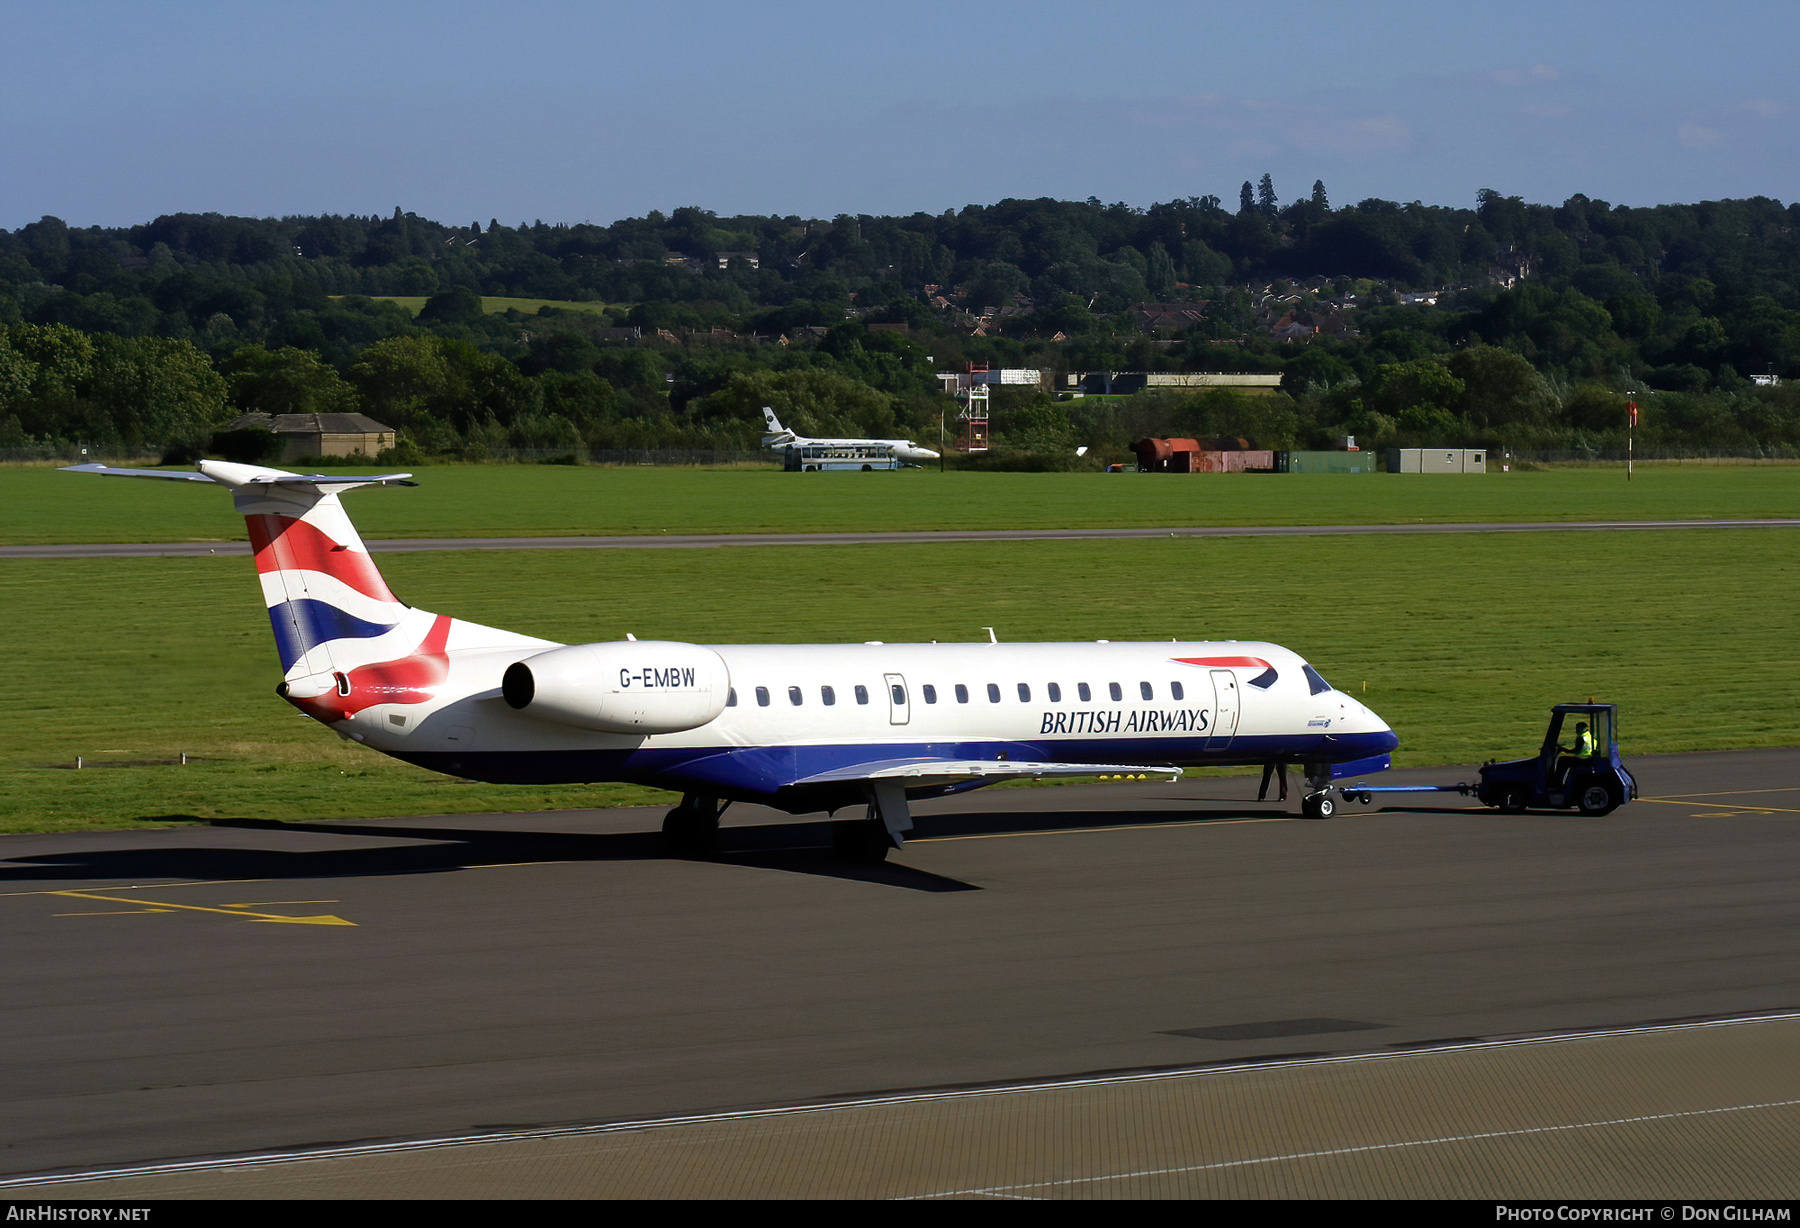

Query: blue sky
left=4, top=0, right=1797, bottom=230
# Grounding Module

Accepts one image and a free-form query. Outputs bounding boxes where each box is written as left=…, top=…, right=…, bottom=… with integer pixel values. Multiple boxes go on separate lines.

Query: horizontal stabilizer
left=63, top=462, right=416, bottom=491
left=61, top=463, right=219, bottom=483
left=794, top=758, right=1182, bottom=789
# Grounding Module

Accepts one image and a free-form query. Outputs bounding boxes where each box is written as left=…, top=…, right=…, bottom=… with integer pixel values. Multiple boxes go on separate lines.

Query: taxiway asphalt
left=1, top=747, right=1796, bottom=1192
left=5, top=517, right=1799, bottom=558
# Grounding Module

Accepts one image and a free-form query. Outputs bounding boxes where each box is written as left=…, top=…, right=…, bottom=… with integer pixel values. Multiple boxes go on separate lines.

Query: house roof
left=224, top=412, right=396, bottom=435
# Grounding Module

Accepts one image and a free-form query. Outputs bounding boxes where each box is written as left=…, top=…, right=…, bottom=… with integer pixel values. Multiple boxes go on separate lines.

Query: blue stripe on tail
left=269, top=599, right=397, bottom=670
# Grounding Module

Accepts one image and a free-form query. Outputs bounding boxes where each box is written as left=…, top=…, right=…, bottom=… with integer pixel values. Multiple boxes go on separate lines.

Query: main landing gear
left=662, top=793, right=731, bottom=857
left=833, top=780, right=914, bottom=864
left=663, top=784, right=915, bottom=863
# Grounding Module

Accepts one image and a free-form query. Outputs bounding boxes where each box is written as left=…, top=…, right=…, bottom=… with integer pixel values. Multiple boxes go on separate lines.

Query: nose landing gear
left=1299, top=763, right=1336, bottom=820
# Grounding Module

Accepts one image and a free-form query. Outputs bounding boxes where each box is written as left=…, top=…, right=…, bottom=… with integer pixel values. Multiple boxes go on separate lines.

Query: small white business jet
left=66, top=460, right=1397, bottom=858
left=760, top=407, right=940, bottom=464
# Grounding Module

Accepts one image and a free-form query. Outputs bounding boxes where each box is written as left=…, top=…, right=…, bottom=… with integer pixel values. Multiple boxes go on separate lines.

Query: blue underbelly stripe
left=392, top=729, right=1400, bottom=797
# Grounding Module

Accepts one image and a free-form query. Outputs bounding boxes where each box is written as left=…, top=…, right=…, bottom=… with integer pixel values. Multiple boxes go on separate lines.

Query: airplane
left=64, top=460, right=1399, bottom=858
left=759, top=407, right=940, bottom=465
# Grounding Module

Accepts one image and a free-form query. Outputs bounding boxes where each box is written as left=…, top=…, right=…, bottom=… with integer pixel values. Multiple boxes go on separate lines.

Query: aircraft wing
left=793, top=758, right=1181, bottom=789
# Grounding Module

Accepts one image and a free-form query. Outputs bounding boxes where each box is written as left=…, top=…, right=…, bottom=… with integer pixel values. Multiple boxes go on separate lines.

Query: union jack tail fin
left=216, top=461, right=442, bottom=684
left=64, top=460, right=547, bottom=720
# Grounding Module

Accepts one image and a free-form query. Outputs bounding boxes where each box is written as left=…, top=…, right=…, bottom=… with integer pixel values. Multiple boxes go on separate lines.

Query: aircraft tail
left=760, top=406, right=795, bottom=446
left=223, top=462, right=438, bottom=684
left=65, top=460, right=547, bottom=722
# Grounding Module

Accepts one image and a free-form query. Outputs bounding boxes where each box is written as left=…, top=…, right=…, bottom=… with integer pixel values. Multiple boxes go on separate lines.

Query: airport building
left=219, top=412, right=398, bottom=463
left=1065, top=371, right=1283, bottom=395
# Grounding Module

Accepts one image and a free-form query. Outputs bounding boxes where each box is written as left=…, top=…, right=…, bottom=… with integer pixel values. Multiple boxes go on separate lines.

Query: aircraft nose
left=1360, top=699, right=1400, bottom=752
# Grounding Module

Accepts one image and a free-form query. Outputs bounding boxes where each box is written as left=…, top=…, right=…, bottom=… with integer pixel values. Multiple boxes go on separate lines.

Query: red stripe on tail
left=286, top=614, right=453, bottom=723
left=248, top=515, right=397, bottom=603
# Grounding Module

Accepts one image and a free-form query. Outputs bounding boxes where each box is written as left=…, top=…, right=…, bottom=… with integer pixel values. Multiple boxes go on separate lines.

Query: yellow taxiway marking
left=48, top=890, right=355, bottom=926
left=1646, top=786, right=1800, bottom=799
left=1638, top=791, right=1800, bottom=816
left=0, top=879, right=264, bottom=899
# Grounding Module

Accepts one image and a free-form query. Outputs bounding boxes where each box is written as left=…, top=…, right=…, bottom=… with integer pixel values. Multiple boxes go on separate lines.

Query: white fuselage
left=762, top=430, right=939, bottom=464
left=339, top=637, right=1395, bottom=807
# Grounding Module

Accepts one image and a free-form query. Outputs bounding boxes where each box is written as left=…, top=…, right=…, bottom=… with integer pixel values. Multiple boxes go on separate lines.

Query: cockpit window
left=1302, top=664, right=1333, bottom=696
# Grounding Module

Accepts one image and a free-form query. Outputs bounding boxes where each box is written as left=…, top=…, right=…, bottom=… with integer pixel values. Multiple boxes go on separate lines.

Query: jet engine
left=502, top=641, right=729, bottom=734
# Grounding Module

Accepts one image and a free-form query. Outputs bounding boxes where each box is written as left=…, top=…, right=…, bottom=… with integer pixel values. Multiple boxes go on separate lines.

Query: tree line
left=4, top=186, right=1800, bottom=463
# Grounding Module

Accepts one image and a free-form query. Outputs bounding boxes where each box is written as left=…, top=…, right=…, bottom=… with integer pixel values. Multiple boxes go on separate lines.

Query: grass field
left=4, top=462, right=1797, bottom=546
left=2, top=527, right=1794, bottom=832
left=346, top=295, right=613, bottom=317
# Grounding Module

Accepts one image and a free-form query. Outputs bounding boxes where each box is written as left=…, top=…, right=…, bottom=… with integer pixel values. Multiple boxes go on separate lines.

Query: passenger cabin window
left=1140, top=681, right=1153, bottom=701
left=726, top=688, right=738, bottom=707
left=1078, top=683, right=1091, bottom=702
left=1017, top=683, right=1031, bottom=702
left=890, top=684, right=905, bottom=705
left=955, top=684, right=969, bottom=703
left=755, top=686, right=770, bottom=707
left=1108, top=682, right=1123, bottom=702
left=922, top=684, right=937, bottom=704
left=788, top=686, right=803, bottom=706
left=987, top=683, right=1001, bottom=703
left=821, top=685, right=835, bottom=706
left=1047, top=682, right=1061, bottom=702
left=854, top=685, right=869, bottom=705
left=1171, top=681, right=1184, bottom=701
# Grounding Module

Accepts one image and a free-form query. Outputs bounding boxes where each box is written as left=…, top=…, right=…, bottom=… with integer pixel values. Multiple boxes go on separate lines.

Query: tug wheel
left=1579, top=782, right=1621, bottom=816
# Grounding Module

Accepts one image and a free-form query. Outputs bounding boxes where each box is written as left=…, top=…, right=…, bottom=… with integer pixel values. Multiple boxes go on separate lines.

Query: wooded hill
left=4, top=185, right=1800, bottom=463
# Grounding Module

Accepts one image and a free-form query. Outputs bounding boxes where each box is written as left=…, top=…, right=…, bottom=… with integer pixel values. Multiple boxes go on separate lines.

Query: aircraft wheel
left=662, top=796, right=721, bottom=857
left=1578, top=783, right=1620, bottom=816
left=832, top=819, right=891, bottom=863
left=1302, top=793, right=1336, bottom=820
left=1498, top=784, right=1529, bottom=813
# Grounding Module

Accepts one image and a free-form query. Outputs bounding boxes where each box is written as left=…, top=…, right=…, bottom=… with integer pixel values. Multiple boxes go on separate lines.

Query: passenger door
left=884, top=673, right=910, bottom=726
left=1209, top=669, right=1239, bottom=750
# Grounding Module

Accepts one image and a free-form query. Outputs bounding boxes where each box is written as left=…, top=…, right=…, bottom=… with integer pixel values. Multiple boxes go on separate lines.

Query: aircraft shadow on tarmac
left=0, top=819, right=967, bottom=893
left=0, top=806, right=1391, bottom=895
